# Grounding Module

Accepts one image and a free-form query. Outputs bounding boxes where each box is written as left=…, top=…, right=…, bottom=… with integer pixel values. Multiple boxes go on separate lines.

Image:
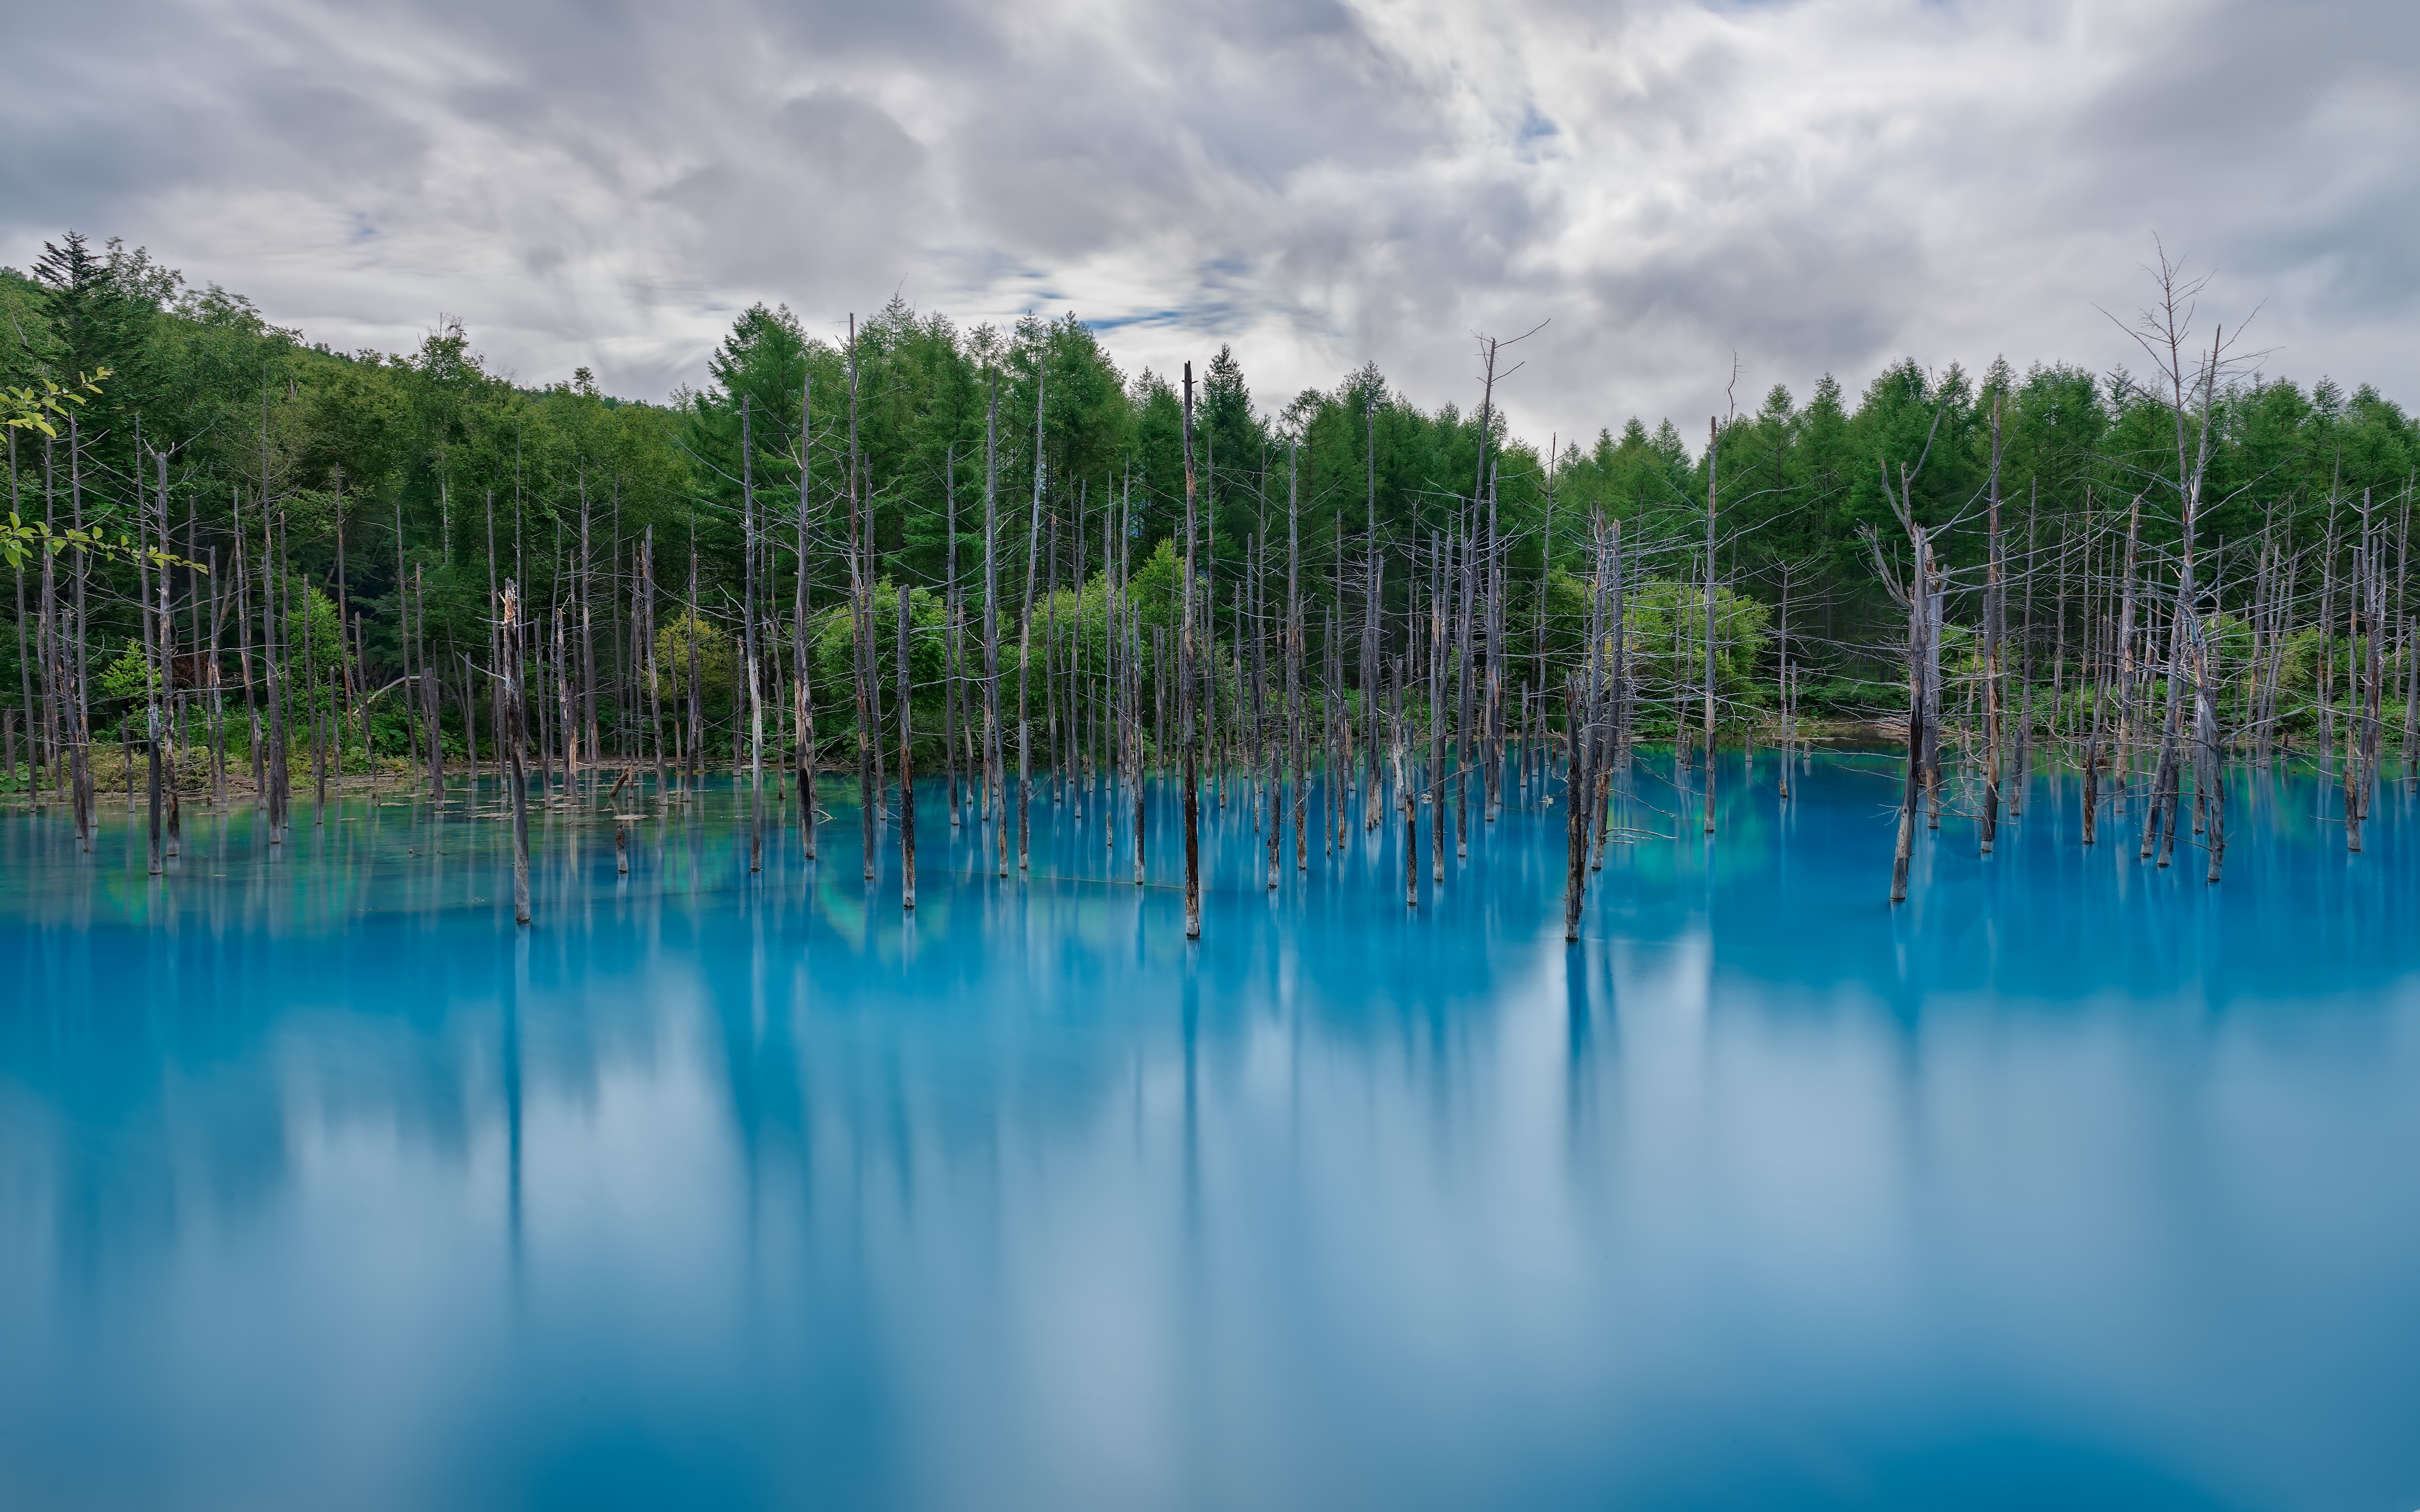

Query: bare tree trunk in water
left=1981, top=397, right=2004, bottom=855
left=1020, top=360, right=1046, bottom=875
left=503, top=581, right=532, bottom=925
left=899, top=582, right=916, bottom=910
left=1397, top=662, right=1416, bottom=909
left=1181, top=364, right=1201, bottom=940
left=1703, top=416, right=1719, bottom=835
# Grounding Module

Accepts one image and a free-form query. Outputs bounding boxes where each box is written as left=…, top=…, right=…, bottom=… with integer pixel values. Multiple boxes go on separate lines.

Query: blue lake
left=3, top=754, right=2417, bottom=1510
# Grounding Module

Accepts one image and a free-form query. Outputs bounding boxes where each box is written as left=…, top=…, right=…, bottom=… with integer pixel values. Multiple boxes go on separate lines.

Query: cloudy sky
left=6, top=0, right=2414, bottom=446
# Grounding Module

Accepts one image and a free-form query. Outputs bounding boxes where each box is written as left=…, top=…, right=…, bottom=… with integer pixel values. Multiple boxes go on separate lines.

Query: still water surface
left=2, top=755, right=2417, bottom=1510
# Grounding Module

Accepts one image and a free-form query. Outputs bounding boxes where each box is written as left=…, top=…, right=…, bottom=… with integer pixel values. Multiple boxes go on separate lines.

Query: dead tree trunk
left=1703, top=417, right=1719, bottom=835
left=1874, top=460, right=1938, bottom=905
left=899, top=583, right=916, bottom=910
left=1181, top=364, right=1202, bottom=940
left=1981, top=397, right=2004, bottom=855
left=503, top=580, right=532, bottom=925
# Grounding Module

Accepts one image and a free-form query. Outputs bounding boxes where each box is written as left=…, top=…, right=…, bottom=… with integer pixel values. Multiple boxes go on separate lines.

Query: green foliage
left=806, top=584, right=962, bottom=759
left=1617, top=578, right=1772, bottom=699
left=0, top=368, right=107, bottom=438
left=1530, top=568, right=1770, bottom=699
left=655, top=610, right=735, bottom=703
left=7, top=225, right=2420, bottom=761
left=2, top=511, right=201, bottom=573
left=97, top=638, right=160, bottom=702
left=286, top=586, right=348, bottom=673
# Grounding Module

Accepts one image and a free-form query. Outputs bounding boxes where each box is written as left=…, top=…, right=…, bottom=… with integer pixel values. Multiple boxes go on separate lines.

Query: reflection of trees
left=3, top=758, right=2399, bottom=1290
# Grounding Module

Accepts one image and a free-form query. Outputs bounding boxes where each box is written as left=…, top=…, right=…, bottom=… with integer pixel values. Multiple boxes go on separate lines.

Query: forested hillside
left=6, top=230, right=2418, bottom=788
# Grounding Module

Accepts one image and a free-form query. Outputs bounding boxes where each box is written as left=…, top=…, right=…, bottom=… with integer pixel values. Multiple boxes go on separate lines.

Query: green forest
left=6, top=230, right=2419, bottom=790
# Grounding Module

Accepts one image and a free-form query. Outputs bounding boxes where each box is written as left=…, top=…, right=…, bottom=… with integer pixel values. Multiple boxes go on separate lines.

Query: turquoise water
left=3, top=755, right=2417, bottom=1510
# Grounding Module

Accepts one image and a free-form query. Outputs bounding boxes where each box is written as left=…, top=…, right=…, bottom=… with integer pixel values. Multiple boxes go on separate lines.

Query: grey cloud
left=0, top=116, right=210, bottom=226
left=360, top=0, right=988, bottom=75
left=4, top=0, right=2415, bottom=439
left=446, top=84, right=547, bottom=132
left=773, top=93, right=925, bottom=187
left=238, top=73, right=430, bottom=185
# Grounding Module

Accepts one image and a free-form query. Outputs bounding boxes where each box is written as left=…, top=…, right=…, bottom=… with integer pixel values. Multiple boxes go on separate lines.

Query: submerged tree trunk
left=503, top=581, right=532, bottom=926
left=1877, top=462, right=1936, bottom=905
left=1703, top=417, right=1719, bottom=835
left=1181, top=363, right=1202, bottom=941
left=899, top=582, right=916, bottom=910
left=1981, top=398, right=2004, bottom=856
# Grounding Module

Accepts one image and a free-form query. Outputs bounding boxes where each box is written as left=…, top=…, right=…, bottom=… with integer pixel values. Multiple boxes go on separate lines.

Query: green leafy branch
left=1, top=368, right=111, bottom=439
left=3, top=514, right=207, bottom=575
left=1, top=368, right=207, bottom=573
